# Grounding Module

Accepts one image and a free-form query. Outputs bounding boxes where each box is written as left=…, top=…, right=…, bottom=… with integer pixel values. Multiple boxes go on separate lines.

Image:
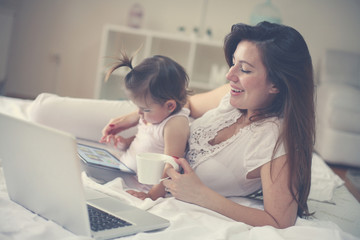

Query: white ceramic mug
left=136, top=153, right=179, bottom=185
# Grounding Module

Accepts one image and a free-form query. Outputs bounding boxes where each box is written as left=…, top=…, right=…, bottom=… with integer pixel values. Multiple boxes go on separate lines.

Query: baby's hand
left=103, top=135, right=128, bottom=150
left=113, top=135, right=129, bottom=150
left=100, top=112, right=140, bottom=142
left=126, top=190, right=149, bottom=200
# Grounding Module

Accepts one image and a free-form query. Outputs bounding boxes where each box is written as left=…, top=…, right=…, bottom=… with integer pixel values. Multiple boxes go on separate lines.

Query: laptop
left=0, top=113, right=170, bottom=239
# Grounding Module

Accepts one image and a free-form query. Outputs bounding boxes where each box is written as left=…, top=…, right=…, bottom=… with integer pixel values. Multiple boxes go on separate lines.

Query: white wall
left=2, top=0, right=360, bottom=98
left=0, top=8, right=14, bottom=87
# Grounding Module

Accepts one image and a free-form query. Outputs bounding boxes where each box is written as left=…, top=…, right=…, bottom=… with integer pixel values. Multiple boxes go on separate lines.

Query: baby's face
left=132, top=97, right=171, bottom=125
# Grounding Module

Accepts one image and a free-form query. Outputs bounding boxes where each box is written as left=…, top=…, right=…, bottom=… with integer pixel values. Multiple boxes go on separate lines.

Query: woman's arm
left=186, top=84, right=230, bottom=119
left=164, top=155, right=298, bottom=228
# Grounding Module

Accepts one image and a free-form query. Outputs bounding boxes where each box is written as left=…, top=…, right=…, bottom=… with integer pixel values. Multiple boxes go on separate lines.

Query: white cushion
left=316, top=83, right=360, bottom=134
left=319, top=49, right=360, bottom=88
left=315, top=82, right=360, bottom=167
left=315, top=124, right=360, bottom=167
left=28, top=93, right=137, bottom=142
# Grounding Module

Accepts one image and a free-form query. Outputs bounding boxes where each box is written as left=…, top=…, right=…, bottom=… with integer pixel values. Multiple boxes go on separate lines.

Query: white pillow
left=28, top=93, right=137, bottom=142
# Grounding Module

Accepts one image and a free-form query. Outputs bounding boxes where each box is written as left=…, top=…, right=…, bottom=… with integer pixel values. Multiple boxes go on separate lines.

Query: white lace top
left=186, top=93, right=285, bottom=197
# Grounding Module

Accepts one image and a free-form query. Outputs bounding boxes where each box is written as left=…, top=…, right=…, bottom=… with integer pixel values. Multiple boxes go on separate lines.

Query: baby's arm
left=100, top=111, right=139, bottom=144
left=147, top=115, right=190, bottom=200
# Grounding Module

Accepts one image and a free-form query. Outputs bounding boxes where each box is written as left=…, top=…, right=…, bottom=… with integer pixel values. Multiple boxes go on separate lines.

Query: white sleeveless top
left=186, top=93, right=285, bottom=197
left=120, top=108, right=190, bottom=172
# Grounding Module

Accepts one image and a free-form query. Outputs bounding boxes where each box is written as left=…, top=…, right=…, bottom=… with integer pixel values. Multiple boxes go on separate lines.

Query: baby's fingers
left=126, top=190, right=148, bottom=200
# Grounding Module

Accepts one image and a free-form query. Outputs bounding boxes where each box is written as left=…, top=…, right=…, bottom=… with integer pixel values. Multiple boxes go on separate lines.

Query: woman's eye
left=240, top=67, right=251, bottom=73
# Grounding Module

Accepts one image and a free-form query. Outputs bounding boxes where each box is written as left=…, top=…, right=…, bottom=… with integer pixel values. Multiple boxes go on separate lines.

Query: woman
left=102, top=21, right=315, bottom=228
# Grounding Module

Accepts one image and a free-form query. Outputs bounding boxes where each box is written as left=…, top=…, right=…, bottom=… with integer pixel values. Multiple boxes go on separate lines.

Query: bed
left=0, top=93, right=359, bottom=240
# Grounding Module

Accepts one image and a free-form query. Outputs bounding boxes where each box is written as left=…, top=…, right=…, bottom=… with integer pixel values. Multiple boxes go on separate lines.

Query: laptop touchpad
left=88, top=197, right=134, bottom=212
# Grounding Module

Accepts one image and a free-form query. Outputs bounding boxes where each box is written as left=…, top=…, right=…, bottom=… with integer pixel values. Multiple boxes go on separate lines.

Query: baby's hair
left=106, top=51, right=190, bottom=114
left=105, top=51, right=134, bottom=81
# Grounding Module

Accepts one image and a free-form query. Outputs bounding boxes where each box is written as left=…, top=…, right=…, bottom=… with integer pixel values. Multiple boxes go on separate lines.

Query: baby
left=101, top=53, right=190, bottom=200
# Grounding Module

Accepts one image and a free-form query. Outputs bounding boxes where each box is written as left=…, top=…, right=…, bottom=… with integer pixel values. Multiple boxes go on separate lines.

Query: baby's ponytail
left=105, top=51, right=134, bottom=82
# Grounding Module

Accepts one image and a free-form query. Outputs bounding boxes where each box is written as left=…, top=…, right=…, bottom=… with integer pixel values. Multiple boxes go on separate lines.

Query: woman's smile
left=231, top=86, right=245, bottom=94
left=230, top=85, right=245, bottom=95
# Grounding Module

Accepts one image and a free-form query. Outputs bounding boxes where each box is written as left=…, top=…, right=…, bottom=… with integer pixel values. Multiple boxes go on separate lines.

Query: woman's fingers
left=165, top=158, right=193, bottom=182
left=174, top=157, right=193, bottom=174
left=163, top=159, right=206, bottom=205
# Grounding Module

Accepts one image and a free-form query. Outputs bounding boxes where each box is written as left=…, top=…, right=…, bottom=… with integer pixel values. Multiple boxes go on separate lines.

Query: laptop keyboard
left=87, top=204, right=132, bottom=232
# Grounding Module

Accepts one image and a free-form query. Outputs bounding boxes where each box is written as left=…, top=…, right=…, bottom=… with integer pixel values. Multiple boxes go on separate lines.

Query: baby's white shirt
left=120, top=108, right=190, bottom=172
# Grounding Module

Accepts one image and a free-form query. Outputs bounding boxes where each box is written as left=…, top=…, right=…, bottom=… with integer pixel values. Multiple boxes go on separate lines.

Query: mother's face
left=226, top=40, right=279, bottom=115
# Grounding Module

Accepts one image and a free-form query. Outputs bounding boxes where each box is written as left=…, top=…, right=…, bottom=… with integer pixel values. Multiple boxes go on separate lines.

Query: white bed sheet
left=0, top=95, right=32, bottom=120
left=0, top=95, right=359, bottom=240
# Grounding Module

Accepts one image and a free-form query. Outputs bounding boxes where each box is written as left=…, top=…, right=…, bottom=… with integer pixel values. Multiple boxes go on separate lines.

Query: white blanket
left=0, top=162, right=357, bottom=240
left=0, top=94, right=359, bottom=240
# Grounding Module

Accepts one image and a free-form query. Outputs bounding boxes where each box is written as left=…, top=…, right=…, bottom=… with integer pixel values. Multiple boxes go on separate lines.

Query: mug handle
left=165, top=157, right=180, bottom=171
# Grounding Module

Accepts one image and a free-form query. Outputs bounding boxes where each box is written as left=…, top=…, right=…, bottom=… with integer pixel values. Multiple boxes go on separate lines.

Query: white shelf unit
left=95, top=24, right=228, bottom=100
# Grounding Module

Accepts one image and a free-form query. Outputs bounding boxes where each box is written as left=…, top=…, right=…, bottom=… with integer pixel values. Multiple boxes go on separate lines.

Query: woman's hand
left=163, top=158, right=206, bottom=205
